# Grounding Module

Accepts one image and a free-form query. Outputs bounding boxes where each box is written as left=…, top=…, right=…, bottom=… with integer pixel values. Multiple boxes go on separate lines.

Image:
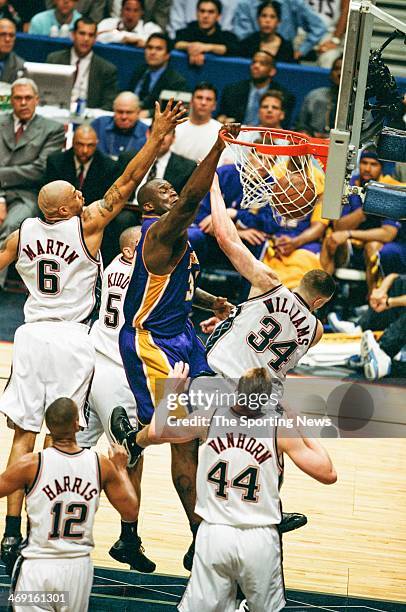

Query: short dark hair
left=257, top=1, right=281, bottom=21
left=197, top=0, right=222, bottom=14
left=253, top=49, right=275, bottom=65
left=45, top=397, right=78, bottom=434
left=145, top=32, right=173, bottom=53
left=260, top=89, right=285, bottom=109
left=301, top=269, right=336, bottom=299
left=193, top=81, right=217, bottom=99
left=73, top=16, right=97, bottom=32
left=122, top=0, right=144, bottom=8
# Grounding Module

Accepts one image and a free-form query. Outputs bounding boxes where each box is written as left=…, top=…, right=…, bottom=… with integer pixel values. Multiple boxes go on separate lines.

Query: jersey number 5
left=104, top=292, right=121, bottom=328
left=49, top=501, right=88, bottom=539
left=207, top=460, right=260, bottom=502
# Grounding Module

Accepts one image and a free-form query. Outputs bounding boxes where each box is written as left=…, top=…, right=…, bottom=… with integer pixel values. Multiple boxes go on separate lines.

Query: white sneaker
left=328, top=312, right=362, bottom=334
left=236, top=600, right=249, bottom=612
left=361, top=330, right=391, bottom=380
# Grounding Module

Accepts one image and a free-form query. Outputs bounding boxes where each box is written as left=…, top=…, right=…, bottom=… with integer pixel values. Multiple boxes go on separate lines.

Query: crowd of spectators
left=0, top=0, right=405, bottom=378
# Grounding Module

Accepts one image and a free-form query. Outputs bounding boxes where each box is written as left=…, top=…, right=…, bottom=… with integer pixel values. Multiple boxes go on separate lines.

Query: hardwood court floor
left=0, top=341, right=405, bottom=603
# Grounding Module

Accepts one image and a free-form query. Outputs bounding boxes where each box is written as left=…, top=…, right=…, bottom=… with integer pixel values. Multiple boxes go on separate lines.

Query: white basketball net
left=223, top=129, right=319, bottom=221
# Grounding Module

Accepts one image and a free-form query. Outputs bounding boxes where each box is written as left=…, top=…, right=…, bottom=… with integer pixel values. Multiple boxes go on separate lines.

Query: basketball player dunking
left=0, top=100, right=185, bottom=573
left=109, top=125, right=240, bottom=570
left=0, top=397, right=138, bottom=612
left=149, top=363, right=337, bottom=612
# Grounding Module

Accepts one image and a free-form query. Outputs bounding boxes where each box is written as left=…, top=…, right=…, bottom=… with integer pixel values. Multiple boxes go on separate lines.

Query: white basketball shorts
left=178, top=521, right=285, bottom=612
left=0, top=321, right=95, bottom=432
left=13, top=555, right=93, bottom=612
left=77, top=350, right=138, bottom=448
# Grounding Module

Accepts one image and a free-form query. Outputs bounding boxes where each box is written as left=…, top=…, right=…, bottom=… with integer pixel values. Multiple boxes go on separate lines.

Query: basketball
left=272, top=172, right=317, bottom=219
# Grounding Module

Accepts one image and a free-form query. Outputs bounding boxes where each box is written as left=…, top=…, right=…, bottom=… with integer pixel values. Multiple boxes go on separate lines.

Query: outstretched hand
left=200, top=316, right=220, bottom=334
left=164, top=361, right=190, bottom=396
left=222, top=123, right=241, bottom=140
left=152, top=99, right=187, bottom=138
left=213, top=296, right=233, bottom=319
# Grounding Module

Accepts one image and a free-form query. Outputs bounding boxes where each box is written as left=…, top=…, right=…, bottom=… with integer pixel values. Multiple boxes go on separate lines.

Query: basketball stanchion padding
left=377, top=127, right=406, bottom=162
left=219, top=126, right=329, bottom=221
left=363, top=181, right=406, bottom=220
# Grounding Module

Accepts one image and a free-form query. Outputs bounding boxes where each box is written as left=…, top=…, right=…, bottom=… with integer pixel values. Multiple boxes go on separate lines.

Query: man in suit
left=0, top=77, right=65, bottom=286
left=46, top=16, right=118, bottom=110
left=129, top=32, right=187, bottom=118
left=44, top=125, right=117, bottom=206
left=217, top=50, right=295, bottom=127
left=0, top=18, right=24, bottom=82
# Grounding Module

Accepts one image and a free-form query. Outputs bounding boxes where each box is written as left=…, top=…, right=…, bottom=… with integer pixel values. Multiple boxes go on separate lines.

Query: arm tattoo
left=82, top=207, right=94, bottom=222
left=103, top=184, right=122, bottom=212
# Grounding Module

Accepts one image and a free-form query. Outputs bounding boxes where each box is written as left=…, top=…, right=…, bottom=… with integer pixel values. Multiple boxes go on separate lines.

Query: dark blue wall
left=15, top=33, right=406, bottom=125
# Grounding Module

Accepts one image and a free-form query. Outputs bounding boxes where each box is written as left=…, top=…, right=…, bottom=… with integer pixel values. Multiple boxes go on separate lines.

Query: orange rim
left=220, top=126, right=330, bottom=169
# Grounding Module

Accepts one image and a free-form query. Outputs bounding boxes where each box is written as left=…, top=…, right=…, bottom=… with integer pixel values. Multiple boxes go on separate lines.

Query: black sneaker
left=1, top=535, right=23, bottom=576
left=278, top=512, right=307, bottom=534
left=109, top=537, right=156, bottom=573
left=109, top=406, right=142, bottom=468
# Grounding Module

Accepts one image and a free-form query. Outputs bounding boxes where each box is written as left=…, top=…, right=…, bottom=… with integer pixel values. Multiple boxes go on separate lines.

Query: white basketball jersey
left=24, top=447, right=100, bottom=559
left=195, top=408, right=282, bottom=527
left=207, top=285, right=317, bottom=381
left=91, top=254, right=132, bottom=364
left=16, top=217, right=101, bottom=324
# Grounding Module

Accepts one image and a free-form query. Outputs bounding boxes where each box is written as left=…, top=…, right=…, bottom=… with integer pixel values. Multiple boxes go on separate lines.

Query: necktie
left=147, top=159, right=158, bottom=181
left=77, top=164, right=85, bottom=188
left=73, top=58, right=80, bottom=84
left=138, top=71, right=151, bottom=101
left=15, top=121, right=25, bottom=143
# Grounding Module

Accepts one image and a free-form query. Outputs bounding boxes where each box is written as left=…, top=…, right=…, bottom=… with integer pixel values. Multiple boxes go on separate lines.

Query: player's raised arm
left=210, top=173, right=280, bottom=292
left=82, top=100, right=186, bottom=235
left=151, top=124, right=241, bottom=247
left=0, top=230, right=19, bottom=271
left=100, top=446, right=139, bottom=522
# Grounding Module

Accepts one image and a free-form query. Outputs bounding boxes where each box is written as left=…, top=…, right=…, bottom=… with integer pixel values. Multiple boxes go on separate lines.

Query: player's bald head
left=45, top=397, right=79, bottom=437
left=119, top=225, right=141, bottom=251
left=39, top=181, right=74, bottom=216
left=138, top=178, right=178, bottom=216
left=137, top=179, right=160, bottom=208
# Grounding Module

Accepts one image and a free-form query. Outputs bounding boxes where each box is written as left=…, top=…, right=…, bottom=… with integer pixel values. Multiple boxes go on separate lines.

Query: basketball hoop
left=219, top=126, right=329, bottom=220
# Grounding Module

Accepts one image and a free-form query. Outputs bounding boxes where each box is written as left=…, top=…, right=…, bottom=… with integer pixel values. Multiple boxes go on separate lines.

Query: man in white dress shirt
left=171, top=82, right=222, bottom=163
left=97, top=0, right=161, bottom=46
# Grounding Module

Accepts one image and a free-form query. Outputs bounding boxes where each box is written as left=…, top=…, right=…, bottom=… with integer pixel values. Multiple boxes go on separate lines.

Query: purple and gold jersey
left=123, top=216, right=200, bottom=337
